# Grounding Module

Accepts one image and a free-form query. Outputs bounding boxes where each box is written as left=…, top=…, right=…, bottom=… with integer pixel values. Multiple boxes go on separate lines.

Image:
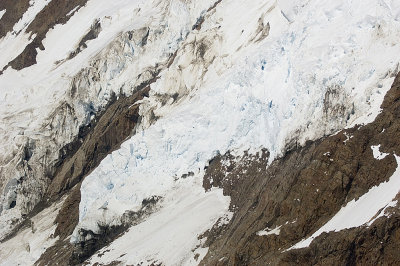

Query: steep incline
left=201, top=74, right=400, bottom=265
left=0, top=0, right=218, bottom=240
left=1, top=0, right=400, bottom=265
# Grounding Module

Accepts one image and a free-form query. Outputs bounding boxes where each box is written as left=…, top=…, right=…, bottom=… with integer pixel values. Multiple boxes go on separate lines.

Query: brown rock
left=3, top=0, right=89, bottom=71
left=201, top=73, right=400, bottom=265
left=0, top=0, right=30, bottom=38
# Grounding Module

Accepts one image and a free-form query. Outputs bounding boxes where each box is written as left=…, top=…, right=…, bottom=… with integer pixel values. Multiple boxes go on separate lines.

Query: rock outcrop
left=201, top=72, right=400, bottom=265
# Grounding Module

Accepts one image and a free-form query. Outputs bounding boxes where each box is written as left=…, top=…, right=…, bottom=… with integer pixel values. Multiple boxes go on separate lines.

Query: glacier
left=1, top=0, right=400, bottom=264
left=0, top=0, right=216, bottom=238
left=73, top=0, right=400, bottom=264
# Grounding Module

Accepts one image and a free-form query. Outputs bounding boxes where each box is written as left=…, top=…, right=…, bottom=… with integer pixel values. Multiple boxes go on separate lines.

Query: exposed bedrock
left=201, top=72, right=400, bottom=265
left=0, top=26, right=162, bottom=239
left=1, top=1, right=400, bottom=265
left=1, top=0, right=89, bottom=72
left=34, top=80, right=155, bottom=266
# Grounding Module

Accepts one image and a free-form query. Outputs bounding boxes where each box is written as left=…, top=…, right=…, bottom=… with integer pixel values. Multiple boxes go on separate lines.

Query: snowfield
left=87, top=186, right=231, bottom=265
left=1, top=0, right=400, bottom=264
left=0, top=198, right=64, bottom=265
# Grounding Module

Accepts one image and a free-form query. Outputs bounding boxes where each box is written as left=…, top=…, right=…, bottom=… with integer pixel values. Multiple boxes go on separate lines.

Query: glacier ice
left=73, top=0, right=400, bottom=263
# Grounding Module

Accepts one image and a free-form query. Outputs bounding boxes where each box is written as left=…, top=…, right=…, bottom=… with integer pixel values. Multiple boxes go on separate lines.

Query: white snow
left=371, top=144, right=390, bottom=160
left=66, top=6, right=80, bottom=17
left=257, top=225, right=282, bottom=236
left=86, top=185, right=230, bottom=266
left=0, top=198, right=64, bottom=265
left=1, top=0, right=400, bottom=263
left=288, top=155, right=400, bottom=250
left=0, top=10, right=6, bottom=20
left=343, top=132, right=353, bottom=144
left=0, top=0, right=216, bottom=237
left=72, top=0, right=400, bottom=262
left=368, top=200, right=398, bottom=226
left=0, top=0, right=52, bottom=69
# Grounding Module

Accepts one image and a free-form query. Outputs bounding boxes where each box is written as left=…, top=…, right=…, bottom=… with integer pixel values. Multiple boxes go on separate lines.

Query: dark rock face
left=47, top=85, right=153, bottom=236
left=35, top=238, right=75, bottom=266
left=34, top=76, right=158, bottom=265
left=34, top=72, right=400, bottom=265
left=201, top=72, right=400, bottom=265
left=0, top=0, right=30, bottom=38
left=67, top=19, right=102, bottom=60
left=279, top=213, right=400, bottom=265
left=53, top=184, right=81, bottom=240
left=1, top=0, right=89, bottom=72
left=70, top=195, right=161, bottom=265
left=46, top=86, right=151, bottom=200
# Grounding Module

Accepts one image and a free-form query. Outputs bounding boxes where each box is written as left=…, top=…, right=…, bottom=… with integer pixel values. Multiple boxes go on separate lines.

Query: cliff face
left=1, top=0, right=400, bottom=265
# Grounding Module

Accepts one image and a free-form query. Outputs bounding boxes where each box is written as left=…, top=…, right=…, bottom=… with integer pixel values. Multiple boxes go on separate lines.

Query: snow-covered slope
left=0, top=198, right=64, bottom=265
left=1, top=0, right=400, bottom=265
left=75, top=0, right=400, bottom=245
left=0, top=0, right=217, bottom=238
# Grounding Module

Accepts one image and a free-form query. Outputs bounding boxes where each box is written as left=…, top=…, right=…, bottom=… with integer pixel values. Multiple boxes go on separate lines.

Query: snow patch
left=343, top=132, right=353, bottom=144
left=368, top=200, right=398, bottom=226
left=0, top=10, right=6, bottom=20
left=288, top=155, right=400, bottom=250
left=257, top=225, right=282, bottom=236
left=66, top=6, right=80, bottom=17
left=371, top=144, right=389, bottom=160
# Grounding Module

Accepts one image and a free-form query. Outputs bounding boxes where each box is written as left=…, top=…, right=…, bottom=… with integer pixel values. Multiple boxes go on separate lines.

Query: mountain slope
left=0, top=0, right=400, bottom=265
